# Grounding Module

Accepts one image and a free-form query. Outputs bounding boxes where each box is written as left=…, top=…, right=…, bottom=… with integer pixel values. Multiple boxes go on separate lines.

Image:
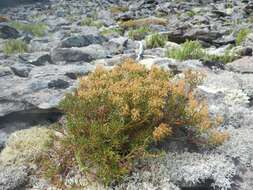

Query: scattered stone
left=51, top=48, right=93, bottom=63
left=0, top=24, right=20, bottom=39
left=19, top=52, right=53, bottom=66
left=48, top=79, right=70, bottom=89
left=61, top=34, right=107, bottom=48
left=10, top=63, right=33, bottom=78
left=227, top=56, right=253, bottom=74
left=0, top=67, right=12, bottom=77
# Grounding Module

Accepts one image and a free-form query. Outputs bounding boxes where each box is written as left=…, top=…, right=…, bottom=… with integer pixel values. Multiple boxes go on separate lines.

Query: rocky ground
left=0, top=0, right=253, bottom=189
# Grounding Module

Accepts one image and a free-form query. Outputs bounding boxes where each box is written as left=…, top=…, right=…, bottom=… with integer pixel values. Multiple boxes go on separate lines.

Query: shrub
left=236, top=28, right=251, bottom=45
left=120, top=18, right=167, bottom=29
left=167, top=40, right=205, bottom=61
left=80, top=17, right=104, bottom=28
left=145, top=33, right=166, bottom=49
left=10, top=21, right=47, bottom=37
left=43, top=59, right=228, bottom=187
left=3, top=39, right=28, bottom=55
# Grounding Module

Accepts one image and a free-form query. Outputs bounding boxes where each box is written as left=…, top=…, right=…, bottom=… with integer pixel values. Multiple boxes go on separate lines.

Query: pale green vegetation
left=80, top=17, right=104, bottom=28
left=128, top=26, right=150, bottom=40
left=145, top=33, right=166, bottom=48
left=10, top=21, right=47, bottom=37
left=167, top=40, right=238, bottom=64
left=0, top=127, right=52, bottom=166
left=3, top=39, right=28, bottom=55
left=236, top=28, right=251, bottom=45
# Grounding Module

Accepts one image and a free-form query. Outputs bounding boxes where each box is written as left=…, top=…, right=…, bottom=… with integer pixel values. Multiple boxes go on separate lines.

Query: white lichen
left=116, top=152, right=235, bottom=190
left=0, top=126, right=52, bottom=166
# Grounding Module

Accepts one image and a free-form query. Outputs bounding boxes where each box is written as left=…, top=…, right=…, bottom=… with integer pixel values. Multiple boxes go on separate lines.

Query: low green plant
left=42, top=59, right=228, bottom=187
left=3, top=39, right=28, bottom=55
left=167, top=40, right=205, bottom=60
left=80, top=17, right=104, bottom=28
left=145, top=33, right=166, bottom=48
left=186, top=10, right=196, bottom=17
left=236, top=28, right=251, bottom=45
left=10, top=21, right=47, bottom=37
left=205, top=50, right=238, bottom=64
left=100, top=27, right=124, bottom=36
left=128, top=26, right=150, bottom=40
left=167, top=40, right=237, bottom=64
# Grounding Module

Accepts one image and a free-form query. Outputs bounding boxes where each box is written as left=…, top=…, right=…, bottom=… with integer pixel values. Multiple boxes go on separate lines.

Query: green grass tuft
left=167, top=40, right=238, bottom=64
left=80, top=17, right=104, bottom=28
left=167, top=40, right=205, bottom=60
left=236, top=28, right=251, bottom=45
left=145, top=33, right=166, bottom=49
left=3, top=39, right=28, bottom=55
left=128, top=26, right=150, bottom=40
left=10, top=21, right=47, bottom=37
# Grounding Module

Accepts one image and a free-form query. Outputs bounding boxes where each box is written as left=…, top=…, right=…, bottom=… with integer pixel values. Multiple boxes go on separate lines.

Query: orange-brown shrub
left=43, top=59, right=228, bottom=187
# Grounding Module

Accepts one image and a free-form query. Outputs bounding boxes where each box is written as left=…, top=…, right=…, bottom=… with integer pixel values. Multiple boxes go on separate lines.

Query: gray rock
left=10, top=63, right=33, bottom=78
left=19, top=52, right=53, bottom=66
left=65, top=65, right=94, bottom=79
left=0, top=67, right=12, bottom=77
left=48, top=79, right=69, bottom=89
left=61, top=34, right=107, bottom=48
left=0, top=166, right=28, bottom=190
left=107, top=37, right=128, bottom=54
left=227, top=56, right=253, bottom=74
left=51, top=48, right=93, bottom=63
left=0, top=24, right=20, bottom=39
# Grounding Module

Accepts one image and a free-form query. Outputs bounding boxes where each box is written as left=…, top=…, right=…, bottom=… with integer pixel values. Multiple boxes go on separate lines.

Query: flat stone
left=10, top=63, right=33, bottom=78
left=19, top=52, right=53, bottom=66
left=61, top=34, right=107, bottom=48
left=48, top=79, right=70, bottom=89
left=227, top=56, right=253, bottom=73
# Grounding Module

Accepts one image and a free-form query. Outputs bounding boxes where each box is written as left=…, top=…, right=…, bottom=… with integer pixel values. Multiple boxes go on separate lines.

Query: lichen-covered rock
left=0, top=126, right=52, bottom=166
left=0, top=166, right=28, bottom=190
left=117, top=152, right=235, bottom=190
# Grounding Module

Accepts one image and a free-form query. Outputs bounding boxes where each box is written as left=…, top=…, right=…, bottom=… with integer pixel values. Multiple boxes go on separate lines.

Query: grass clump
left=128, top=26, right=150, bottom=40
left=100, top=27, right=124, bottom=37
left=236, top=28, right=251, bottom=45
left=110, top=6, right=129, bottom=14
left=42, top=60, right=228, bottom=187
left=10, top=21, right=47, bottom=37
left=3, top=39, right=28, bottom=55
left=145, top=33, right=166, bottom=48
left=167, top=40, right=237, bottom=64
left=80, top=17, right=104, bottom=28
left=167, top=40, right=205, bottom=61
left=120, top=17, right=167, bottom=29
